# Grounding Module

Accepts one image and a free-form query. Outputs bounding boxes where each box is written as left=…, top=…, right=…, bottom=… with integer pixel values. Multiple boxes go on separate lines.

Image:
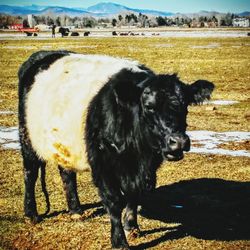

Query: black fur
left=188, top=79, right=215, bottom=105
left=86, top=70, right=214, bottom=248
left=18, top=51, right=214, bottom=248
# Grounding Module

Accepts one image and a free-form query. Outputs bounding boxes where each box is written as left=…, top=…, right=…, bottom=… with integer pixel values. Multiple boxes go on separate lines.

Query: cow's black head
left=112, top=72, right=214, bottom=161
left=140, top=74, right=214, bottom=161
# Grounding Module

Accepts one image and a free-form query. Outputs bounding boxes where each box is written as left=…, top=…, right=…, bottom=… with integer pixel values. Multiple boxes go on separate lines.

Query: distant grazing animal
left=58, top=27, right=70, bottom=37
left=18, top=50, right=214, bottom=249
left=84, top=31, right=90, bottom=36
left=70, top=32, right=79, bottom=36
left=25, top=31, right=38, bottom=37
left=112, top=31, right=118, bottom=36
left=119, top=32, right=129, bottom=36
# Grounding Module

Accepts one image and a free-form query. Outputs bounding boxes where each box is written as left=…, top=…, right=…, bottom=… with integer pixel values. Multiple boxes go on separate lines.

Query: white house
left=28, top=14, right=35, bottom=28
left=233, top=18, right=250, bottom=27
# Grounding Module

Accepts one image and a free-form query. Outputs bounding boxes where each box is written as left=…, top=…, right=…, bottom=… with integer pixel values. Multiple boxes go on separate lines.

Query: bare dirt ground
left=0, top=29, right=250, bottom=249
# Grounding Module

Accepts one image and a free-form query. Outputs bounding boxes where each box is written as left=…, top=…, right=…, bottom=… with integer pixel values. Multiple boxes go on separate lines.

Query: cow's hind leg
left=58, top=166, right=82, bottom=214
left=23, top=154, right=43, bottom=223
left=123, top=202, right=140, bottom=238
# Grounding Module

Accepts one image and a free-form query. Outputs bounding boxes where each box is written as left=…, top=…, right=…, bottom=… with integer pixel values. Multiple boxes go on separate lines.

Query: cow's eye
left=143, top=88, right=151, bottom=95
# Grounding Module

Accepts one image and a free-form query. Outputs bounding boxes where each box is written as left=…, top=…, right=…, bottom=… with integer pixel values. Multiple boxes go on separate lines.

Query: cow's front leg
left=99, top=184, right=129, bottom=249
left=58, top=166, right=82, bottom=214
left=110, top=209, right=129, bottom=249
left=123, top=202, right=140, bottom=238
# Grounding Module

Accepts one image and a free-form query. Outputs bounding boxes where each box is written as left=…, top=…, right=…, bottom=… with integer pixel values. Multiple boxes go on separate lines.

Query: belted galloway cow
left=18, top=50, right=214, bottom=249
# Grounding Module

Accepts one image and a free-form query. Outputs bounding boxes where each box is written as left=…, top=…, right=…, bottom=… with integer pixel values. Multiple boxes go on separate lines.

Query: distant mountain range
left=0, top=2, right=249, bottom=17
left=86, top=2, right=173, bottom=16
left=0, top=2, right=173, bottom=17
left=238, top=11, right=250, bottom=17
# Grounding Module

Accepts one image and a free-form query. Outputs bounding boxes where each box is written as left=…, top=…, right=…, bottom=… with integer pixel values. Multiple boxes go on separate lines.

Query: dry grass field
left=0, top=32, right=250, bottom=249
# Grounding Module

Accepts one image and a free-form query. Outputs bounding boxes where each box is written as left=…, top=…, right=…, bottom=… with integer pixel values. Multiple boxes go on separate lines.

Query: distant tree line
left=0, top=12, right=245, bottom=29
left=155, top=13, right=238, bottom=27
left=0, top=14, right=23, bottom=28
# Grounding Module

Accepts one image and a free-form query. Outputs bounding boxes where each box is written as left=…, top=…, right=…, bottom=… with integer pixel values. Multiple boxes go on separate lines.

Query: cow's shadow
left=43, top=201, right=105, bottom=220
left=135, top=178, right=250, bottom=249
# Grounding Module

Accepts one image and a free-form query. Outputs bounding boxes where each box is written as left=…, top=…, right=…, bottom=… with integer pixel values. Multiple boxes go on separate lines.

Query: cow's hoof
left=125, top=228, right=140, bottom=239
left=112, top=242, right=130, bottom=250
left=70, top=213, right=82, bottom=220
left=69, top=207, right=82, bottom=215
left=24, top=215, right=41, bottom=224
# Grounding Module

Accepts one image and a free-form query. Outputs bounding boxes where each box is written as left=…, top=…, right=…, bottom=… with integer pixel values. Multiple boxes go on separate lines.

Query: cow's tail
left=40, top=164, right=50, bottom=216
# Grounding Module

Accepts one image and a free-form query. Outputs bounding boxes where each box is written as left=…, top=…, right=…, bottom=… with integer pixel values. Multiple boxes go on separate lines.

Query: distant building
left=64, top=26, right=76, bottom=30
left=34, top=24, right=51, bottom=31
left=28, top=14, right=35, bottom=28
left=232, top=18, right=250, bottom=27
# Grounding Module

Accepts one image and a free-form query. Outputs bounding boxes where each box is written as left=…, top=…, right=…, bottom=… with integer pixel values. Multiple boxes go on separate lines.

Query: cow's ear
left=113, top=79, right=142, bottom=106
left=187, top=80, right=215, bottom=105
left=113, top=71, right=152, bottom=106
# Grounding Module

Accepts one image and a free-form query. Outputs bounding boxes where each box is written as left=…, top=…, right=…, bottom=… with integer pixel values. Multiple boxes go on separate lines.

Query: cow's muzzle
left=163, top=133, right=190, bottom=161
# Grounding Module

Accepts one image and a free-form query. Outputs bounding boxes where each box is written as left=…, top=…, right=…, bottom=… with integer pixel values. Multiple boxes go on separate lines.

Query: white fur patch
left=26, top=54, right=144, bottom=171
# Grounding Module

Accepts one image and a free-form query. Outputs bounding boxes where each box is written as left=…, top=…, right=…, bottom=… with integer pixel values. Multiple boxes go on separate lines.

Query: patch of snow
left=0, top=127, right=249, bottom=157
left=190, top=43, right=220, bottom=49
left=3, top=45, right=96, bottom=50
left=190, top=147, right=250, bottom=157
left=58, top=45, right=97, bottom=49
left=0, top=126, right=20, bottom=150
left=187, top=131, right=250, bottom=157
left=0, top=31, right=248, bottom=40
left=4, top=45, right=34, bottom=49
left=154, top=44, right=174, bottom=48
left=151, top=31, right=247, bottom=38
left=41, top=45, right=53, bottom=49
left=0, top=111, right=16, bottom=115
left=204, top=100, right=239, bottom=105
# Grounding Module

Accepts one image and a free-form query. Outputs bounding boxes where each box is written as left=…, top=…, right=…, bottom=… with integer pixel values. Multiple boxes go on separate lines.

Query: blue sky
left=0, top=0, right=250, bottom=13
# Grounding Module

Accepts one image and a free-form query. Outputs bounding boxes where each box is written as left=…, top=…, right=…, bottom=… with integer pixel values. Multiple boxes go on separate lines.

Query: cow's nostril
left=168, top=136, right=179, bottom=151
